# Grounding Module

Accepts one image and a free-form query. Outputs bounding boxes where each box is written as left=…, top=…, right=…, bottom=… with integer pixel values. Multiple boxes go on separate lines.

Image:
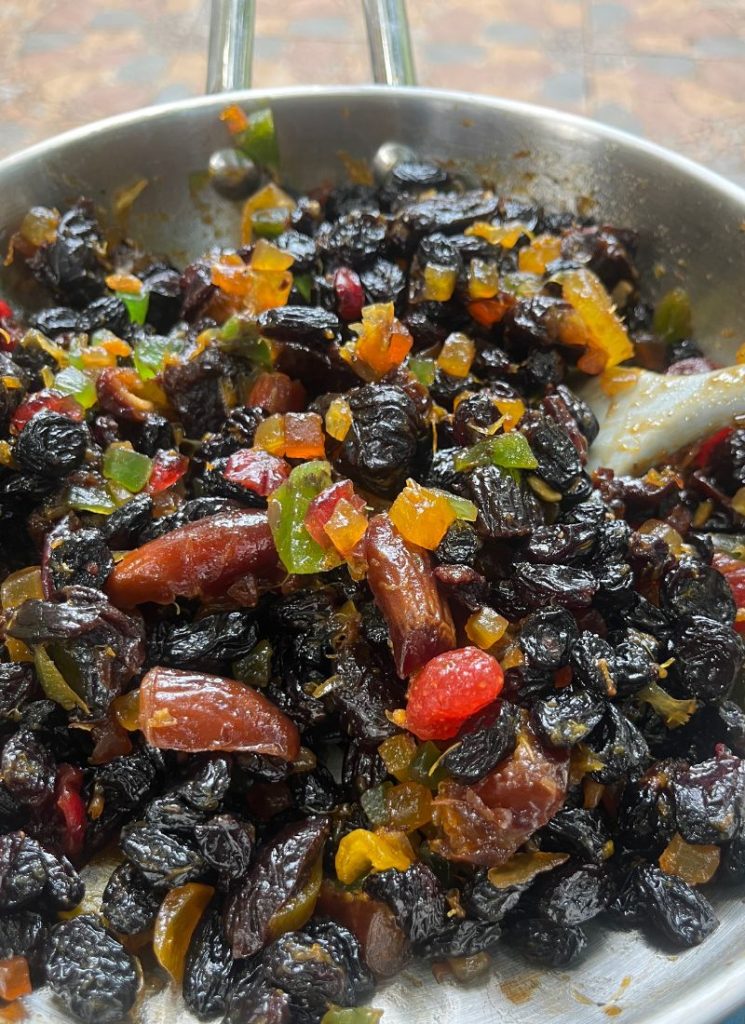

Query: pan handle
left=206, top=0, right=416, bottom=93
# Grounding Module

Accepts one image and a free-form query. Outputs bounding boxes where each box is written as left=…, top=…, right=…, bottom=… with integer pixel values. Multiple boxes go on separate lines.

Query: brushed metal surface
left=2, top=86, right=745, bottom=1024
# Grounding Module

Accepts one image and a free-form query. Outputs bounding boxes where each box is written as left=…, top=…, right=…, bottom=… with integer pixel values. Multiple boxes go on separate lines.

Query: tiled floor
left=1, top=0, right=745, bottom=183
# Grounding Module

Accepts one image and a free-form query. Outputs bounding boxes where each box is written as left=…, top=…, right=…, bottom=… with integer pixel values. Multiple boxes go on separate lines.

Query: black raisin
left=612, top=864, right=718, bottom=948
left=669, top=615, right=744, bottom=701
left=510, top=918, right=587, bottom=966
left=15, top=412, right=88, bottom=478
left=661, top=559, right=736, bottom=625
left=101, top=861, right=161, bottom=935
left=466, top=466, right=545, bottom=539
left=513, top=562, right=598, bottom=610
left=520, top=607, right=578, bottom=671
left=120, top=822, right=206, bottom=888
left=670, top=751, right=745, bottom=845
left=441, top=701, right=518, bottom=782
left=183, top=901, right=237, bottom=1020
left=532, top=688, right=606, bottom=748
left=47, top=528, right=114, bottom=591
left=364, top=863, right=448, bottom=946
left=194, top=814, right=255, bottom=882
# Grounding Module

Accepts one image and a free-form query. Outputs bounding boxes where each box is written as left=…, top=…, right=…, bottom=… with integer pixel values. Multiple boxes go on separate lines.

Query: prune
left=194, top=814, right=255, bottom=881
left=150, top=611, right=257, bottom=672
left=0, top=911, right=48, bottom=973
left=612, top=864, right=718, bottom=948
left=331, top=641, right=404, bottom=749
left=335, top=383, right=424, bottom=497
left=510, top=918, right=587, bottom=966
left=359, top=258, right=407, bottom=306
left=466, top=466, right=544, bottom=539
left=15, top=412, right=88, bottom=477
left=0, top=832, right=47, bottom=909
left=570, top=633, right=617, bottom=697
left=669, top=615, right=744, bottom=701
left=532, top=688, right=606, bottom=748
left=101, top=861, right=161, bottom=935
left=441, top=701, right=518, bottom=783
left=27, top=199, right=105, bottom=305
left=258, top=305, right=340, bottom=345
left=433, top=519, right=481, bottom=568
left=523, top=522, right=596, bottom=564
left=520, top=607, right=578, bottom=671
left=513, top=562, right=597, bottom=610
left=1, top=728, right=55, bottom=809
left=224, top=816, right=330, bottom=958
left=537, top=807, right=612, bottom=864
left=47, top=528, right=114, bottom=592
left=47, top=915, right=140, bottom=1024
left=531, top=863, right=607, bottom=925
left=120, top=822, right=205, bottom=888
left=262, top=920, right=373, bottom=1018
left=660, top=559, right=735, bottom=625
left=363, top=863, right=447, bottom=946
left=670, top=752, right=745, bottom=845
left=100, top=493, right=153, bottom=546
left=586, top=704, right=649, bottom=783
left=418, top=919, right=503, bottom=959
left=183, top=901, right=237, bottom=1020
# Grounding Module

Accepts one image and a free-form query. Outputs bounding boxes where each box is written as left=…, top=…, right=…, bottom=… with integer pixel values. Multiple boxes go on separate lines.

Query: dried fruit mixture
left=0, top=105, right=743, bottom=1023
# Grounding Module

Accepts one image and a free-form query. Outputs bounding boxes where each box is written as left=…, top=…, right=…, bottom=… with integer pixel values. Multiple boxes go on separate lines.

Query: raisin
left=434, top=519, right=481, bottom=567
left=532, top=688, right=606, bottom=748
left=1, top=728, right=55, bottom=810
left=531, top=863, right=607, bottom=925
left=150, top=611, right=258, bottom=673
left=441, top=701, right=518, bottom=783
left=466, top=466, right=544, bottom=540
left=0, top=911, right=48, bottom=975
left=585, top=704, right=649, bottom=783
left=463, top=870, right=527, bottom=923
left=330, top=641, right=404, bottom=749
left=194, top=814, right=255, bottom=882
left=183, top=901, right=237, bottom=1020
left=47, top=915, right=140, bottom=1024
left=520, top=607, right=578, bottom=671
left=510, top=918, right=587, bottom=966
left=670, top=752, right=745, bottom=845
left=418, top=919, right=503, bottom=959
left=162, top=348, right=240, bottom=437
left=120, top=822, right=206, bottom=889
left=612, top=864, right=718, bottom=948
left=317, top=211, right=387, bottom=268
left=363, top=863, right=447, bottom=946
left=224, top=816, right=330, bottom=958
left=523, top=522, right=596, bottom=564
left=610, top=640, right=657, bottom=696
left=513, top=562, right=598, bottom=610
left=388, top=161, right=448, bottom=191
left=101, top=861, right=161, bottom=935
left=258, top=305, right=341, bottom=345
left=392, top=191, right=500, bottom=244
left=100, top=493, right=153, bottom=547
left=660, top=559, right=735, bottom=625
left=553, top=383, right=599, bottom=444
left=27, top=199, right=105, bottom=305
left=41, top=847, right=84, bottom=910
left=669, top=615, right=744, bottom=701
left=570, top=633, right=617, bottom=697
left=359, top=258, right=407, bottom=306
left=0, top=833, right=48, bottom=910
left=537, top=807, right=612, bottom=864
left=47, top=528, right=114, bottom=592
left=335, top=383, right=424, bottom=497
left=290, top=764, right=345, bottom=815
left=15, top=412, right=88, bottom=478
left=225, top=968, right=291, bottom=1024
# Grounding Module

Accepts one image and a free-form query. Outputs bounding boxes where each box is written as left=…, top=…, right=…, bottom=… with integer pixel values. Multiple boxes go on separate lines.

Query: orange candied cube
left=465, top=221, right=533, bottom=249
left=465, top=607, right=509, bottom=649
left=104, top=272, right=142, bottom=294
left=248, top=372, right=305, bottom=414
left=284, top=412, right=326, bottom=459
left=253, top=413, right=286, bottom=456
left=0, top=957, right=32, bottom=1002
left=324, top=497, right=368, bottom=556
left=554, top=268, right=634, bottom=373
left=351, top=302, right=413, bottom=376
left=518, top=234, right=562, bottom=275
left=325, top=396, right=353, bottom=441
left=422, top=264, right=457, bottom=302
left=220, top=103, right=249, bottom=135
left=389, top=479, right=456, bottom=551
left=495, top=397, right=525, bottom=431
left=249, top=238, right=295, bottom=273
left=467, top=296, right=514, bottom=327
left=211, top=252, right=253, bottom=297
left=467, top=258, right=499, bottom=299
left=436, top=332, right=476, bottom=378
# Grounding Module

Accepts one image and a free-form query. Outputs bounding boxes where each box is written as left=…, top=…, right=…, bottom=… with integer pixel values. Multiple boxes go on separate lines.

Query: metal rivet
left=372, top=141, right=418, bottom=184
left=208, top=147, right=259, bottom=199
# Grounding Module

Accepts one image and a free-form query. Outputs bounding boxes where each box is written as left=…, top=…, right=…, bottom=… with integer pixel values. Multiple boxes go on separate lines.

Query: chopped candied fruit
left=465, top=222, right=533, bottom=248
left=389, top=480, right=456, bottom=551
left=437, top=333, right=476, bottom=378
left=659, top=832, right=720, bottom=886
left=344, top=302, right=413, bottom=377
left=324, top=498, right=368, bottom=557
left=248, top=371, right=305, bottom=414
left=554, top=268, right=634, bottom=373
left=225, top=447, right=290, bottom=495
left=422, top=264, right=457, bottom=302
left=254, top=413, right=287, bottom=456
left=0, top=957, right=32, bottom=1002
left=335, top=829, right=415, bottom=884
left=378, top=733, right=418, bottom=782
left=154, top=883, right=215, bottom=983
left=1, top=566, right=43, bottom=662
left=284, top=412, right=326, bottom=459
left=325, top=396, right=353, bottom=441
left=241, top=183, right=296, bottom=245
left=465, top=607, right=509, bottom=650
left=467, top=258, right=499, bottom=299
left=517, top=234, right=562, bottom=274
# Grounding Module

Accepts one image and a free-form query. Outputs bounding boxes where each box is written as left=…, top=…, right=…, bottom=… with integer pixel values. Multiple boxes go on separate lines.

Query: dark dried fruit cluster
left=0, top=126, right=744, bottom=1024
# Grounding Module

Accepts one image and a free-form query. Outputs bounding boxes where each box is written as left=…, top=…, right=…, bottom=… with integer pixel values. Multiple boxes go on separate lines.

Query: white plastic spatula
left=579, top=364, right=745, bottom=475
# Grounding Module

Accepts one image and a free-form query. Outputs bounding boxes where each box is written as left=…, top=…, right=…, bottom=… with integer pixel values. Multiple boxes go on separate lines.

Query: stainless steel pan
left=4, top=2, right=745, bottom=1023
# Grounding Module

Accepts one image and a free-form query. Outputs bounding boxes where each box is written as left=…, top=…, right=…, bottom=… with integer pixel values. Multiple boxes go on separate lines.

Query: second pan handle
left=206, top=0, right=417, bottom=93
